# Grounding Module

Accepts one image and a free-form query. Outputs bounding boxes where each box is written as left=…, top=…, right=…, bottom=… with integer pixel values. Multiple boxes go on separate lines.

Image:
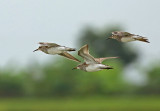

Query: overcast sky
left=0, top=0, right=160, bottom=68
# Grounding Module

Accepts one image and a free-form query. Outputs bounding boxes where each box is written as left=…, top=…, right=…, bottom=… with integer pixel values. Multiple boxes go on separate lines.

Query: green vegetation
left=0, top=97, right=160, bottom=111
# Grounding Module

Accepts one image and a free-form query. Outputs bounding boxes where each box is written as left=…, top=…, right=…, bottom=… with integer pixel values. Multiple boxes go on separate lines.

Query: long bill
left=33, top=49, right=39, bottom=52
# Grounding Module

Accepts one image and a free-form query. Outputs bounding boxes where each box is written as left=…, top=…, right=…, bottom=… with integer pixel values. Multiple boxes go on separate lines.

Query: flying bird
left=72, top=44, right=118, bottom=72
left=107, top=31, right=150, bottom=43
left=33, top=42, right=80, bottom=62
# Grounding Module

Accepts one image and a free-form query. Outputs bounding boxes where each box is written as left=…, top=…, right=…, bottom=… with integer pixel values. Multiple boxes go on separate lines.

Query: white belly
left=121, top=37, right=135, bottom=42
left=47, top=47, right=65, bottom=55
left=86, top=64, right=103, bottom=72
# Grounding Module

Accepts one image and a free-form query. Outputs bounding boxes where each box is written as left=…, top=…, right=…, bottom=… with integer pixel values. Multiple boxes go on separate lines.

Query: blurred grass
left=0, top=96, right=160, bottom=111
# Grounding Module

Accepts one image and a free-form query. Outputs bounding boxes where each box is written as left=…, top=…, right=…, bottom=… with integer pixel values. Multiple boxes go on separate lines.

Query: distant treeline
left=0, top=58, right=159, bottom=97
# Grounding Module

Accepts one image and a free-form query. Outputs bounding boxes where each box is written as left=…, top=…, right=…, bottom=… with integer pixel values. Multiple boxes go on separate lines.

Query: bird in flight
left=107, top=31, right=150, bottom=43
left=72, top=44, right=118, bottom=72
left=33, top=42, right=80, bottom=62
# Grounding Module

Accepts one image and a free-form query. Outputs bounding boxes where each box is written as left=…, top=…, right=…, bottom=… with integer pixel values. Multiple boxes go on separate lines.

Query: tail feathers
left=106, top=67, right=113, bottom=70
left=100, top=66, right=113, bottom=70
left=67, top=48, right=76, bottom=51
left=134, top=36, right=150, bottom=43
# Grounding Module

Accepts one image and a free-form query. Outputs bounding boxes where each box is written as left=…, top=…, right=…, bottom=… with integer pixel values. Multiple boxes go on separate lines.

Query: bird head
left=111, top=31, right=119, bottom=36
left=107, top=31, right=119, bottom=40
left=33, top=46, right=48, bottom=52
left=107, top=34, right=115, bottom=40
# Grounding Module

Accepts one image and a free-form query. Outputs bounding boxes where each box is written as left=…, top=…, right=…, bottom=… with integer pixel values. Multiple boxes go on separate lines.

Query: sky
left=0, top=0, right=160, bottom=69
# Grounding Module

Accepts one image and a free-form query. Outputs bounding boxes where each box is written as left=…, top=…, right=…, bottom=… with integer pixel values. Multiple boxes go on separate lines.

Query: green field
left=0, top=97, right=160, bottom=111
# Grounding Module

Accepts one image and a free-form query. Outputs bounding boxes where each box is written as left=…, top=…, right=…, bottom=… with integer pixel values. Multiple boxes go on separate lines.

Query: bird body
left=108, top=31, right=150, bottom=43
left=85, top=63, right=112, bottom=72
left=121, top=37, right=135, bottom=42
left=47, top=47, right=63, bottom=55
left=33, top=42, right=80, bottom=62
left=47, top=46, right=75, bottom=55
left=76, top=63, right=111, bottom=72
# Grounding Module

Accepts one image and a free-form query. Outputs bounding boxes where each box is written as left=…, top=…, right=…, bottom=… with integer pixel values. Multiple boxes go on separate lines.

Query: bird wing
left=95, top=57, right=119, bottom=63
left=78, top=44, right=97, bottom=64
left=59, top=52, right=81, bottom=63
left=112, top=31, right=133, bottom=37
left=39, top=42, right=60, bottom=47
left=122, top=32, right=134, bottom=37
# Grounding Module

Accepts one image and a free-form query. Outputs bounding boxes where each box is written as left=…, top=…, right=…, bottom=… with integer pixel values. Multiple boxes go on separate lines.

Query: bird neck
left=41, top=48, right=49, bottom=54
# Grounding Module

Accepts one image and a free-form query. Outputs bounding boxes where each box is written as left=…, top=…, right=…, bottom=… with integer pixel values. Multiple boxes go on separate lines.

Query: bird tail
left=66, top=48, right=76, bottom=51
left=100, top=66, right=113, bottom=70
left=134, top=36, right=150, bottom=43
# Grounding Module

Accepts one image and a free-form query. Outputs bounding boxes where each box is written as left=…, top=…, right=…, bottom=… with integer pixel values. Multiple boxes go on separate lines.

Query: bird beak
left=72, top=67, right=77, bottom=70
left=33, top=48, right=39, bottom=52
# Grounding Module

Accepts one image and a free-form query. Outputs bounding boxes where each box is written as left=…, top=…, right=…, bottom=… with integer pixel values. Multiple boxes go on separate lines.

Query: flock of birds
left=34, top=31, right=150, bottom=72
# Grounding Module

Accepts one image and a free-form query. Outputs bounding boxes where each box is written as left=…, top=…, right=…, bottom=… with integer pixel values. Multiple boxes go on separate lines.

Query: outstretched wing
left=122, top=32, right=133, bottom=37
left=95, top=57, right=119, bottom=63
left=112, top=31, right=133, bottom=37
left=59, top=52, right=81, bottom=63
left=78, top=44, right=97, bottom=64
left=39, top=42, right=60, bottom=47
